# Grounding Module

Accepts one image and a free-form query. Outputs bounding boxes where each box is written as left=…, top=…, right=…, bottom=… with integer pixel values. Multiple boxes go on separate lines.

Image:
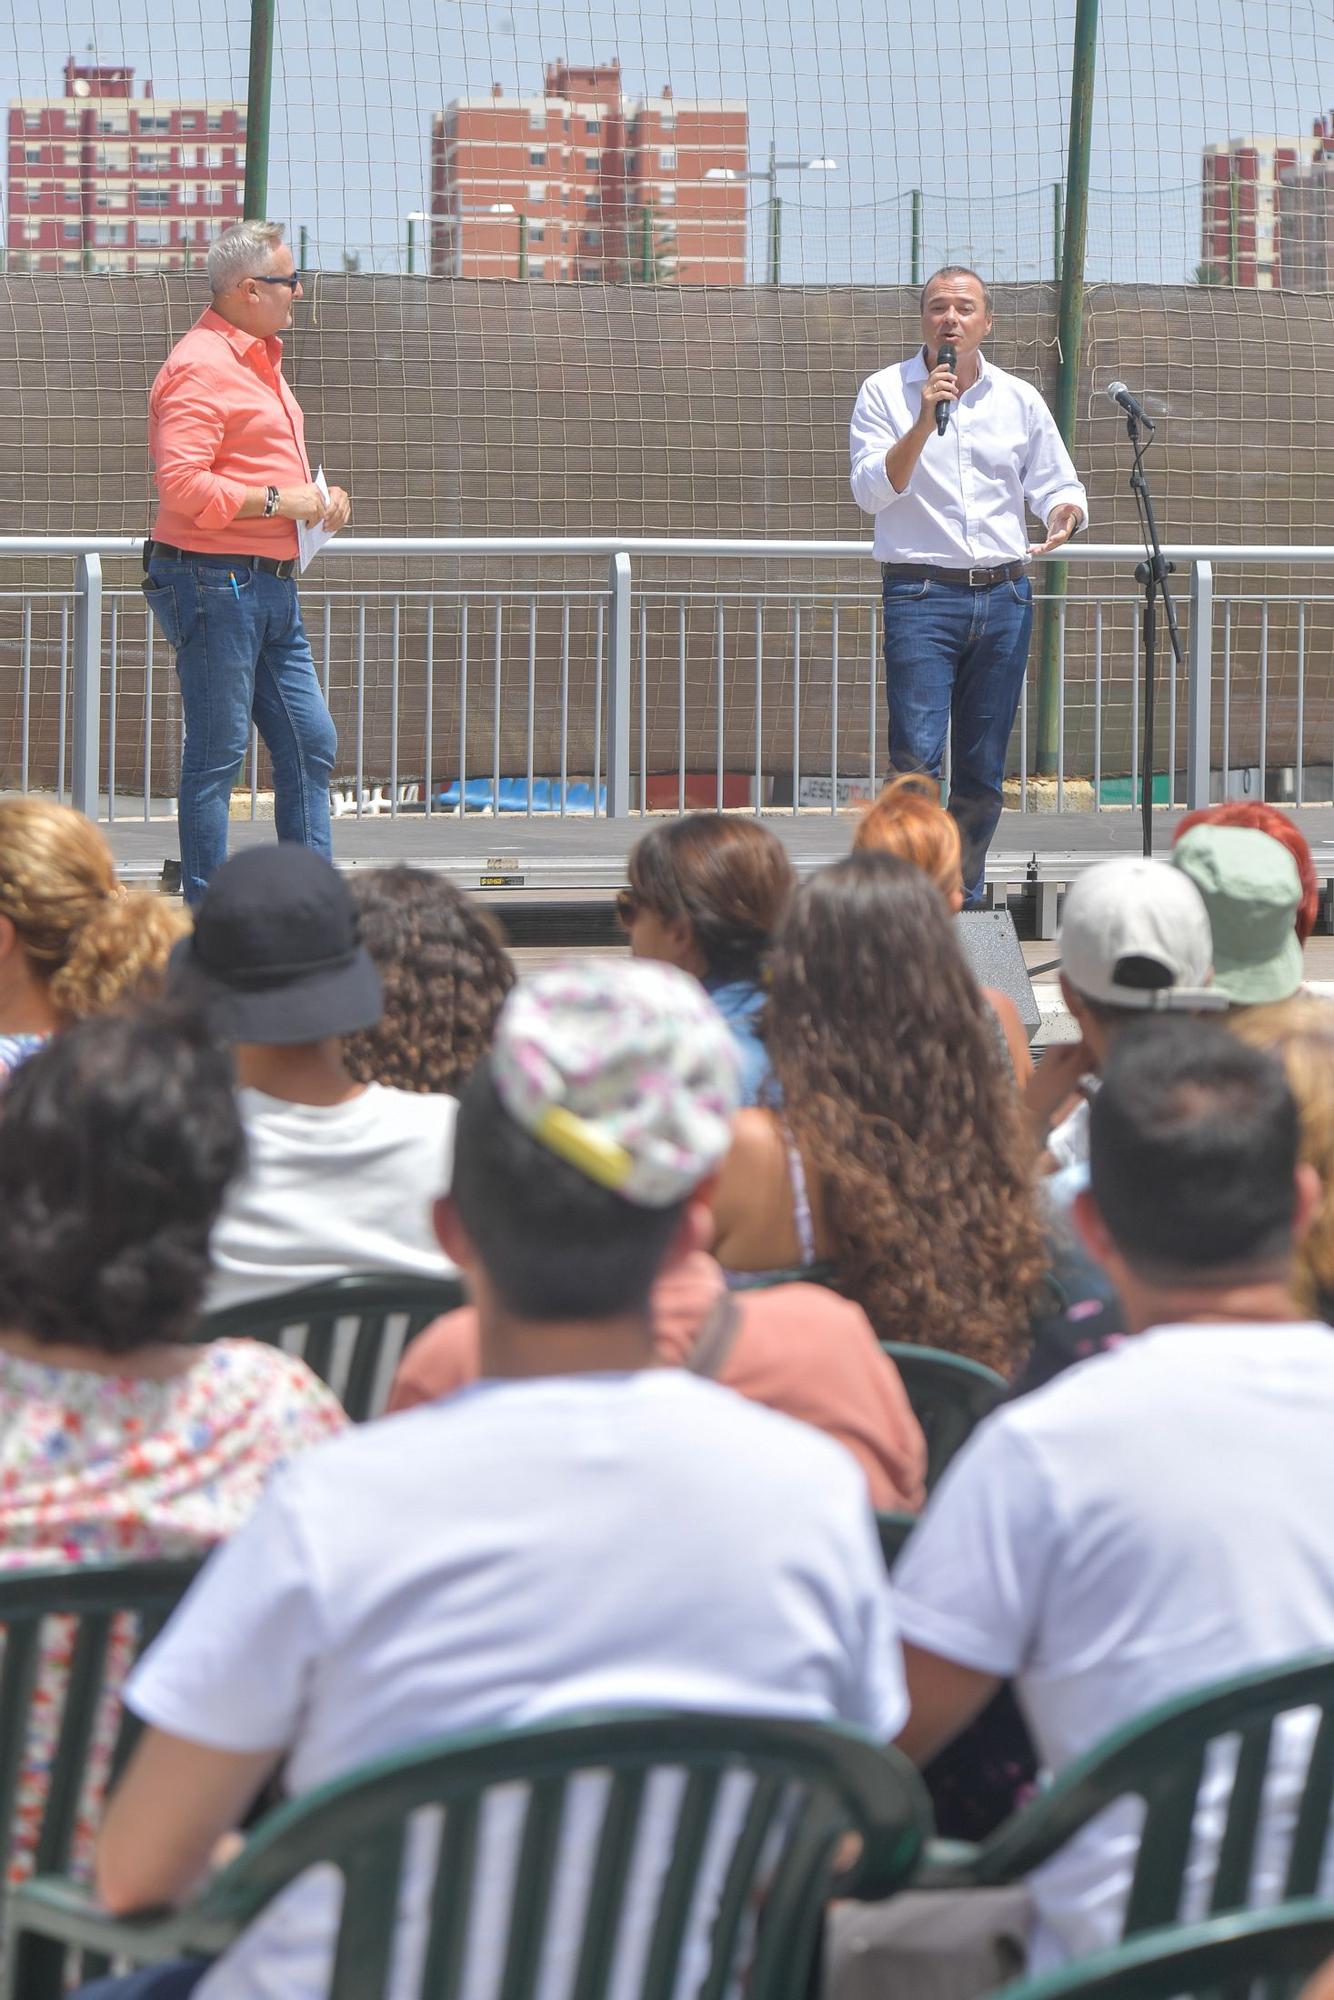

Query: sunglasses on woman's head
left=615, top=889, right=640, bottom=928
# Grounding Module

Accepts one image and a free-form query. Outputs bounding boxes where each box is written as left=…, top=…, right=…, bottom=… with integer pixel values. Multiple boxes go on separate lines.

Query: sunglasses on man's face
left=253, top=273, right=301, bottom=292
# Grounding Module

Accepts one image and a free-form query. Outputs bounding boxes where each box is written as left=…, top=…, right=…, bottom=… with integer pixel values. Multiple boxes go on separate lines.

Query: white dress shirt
left=849, top=349, right=1088, bottom=567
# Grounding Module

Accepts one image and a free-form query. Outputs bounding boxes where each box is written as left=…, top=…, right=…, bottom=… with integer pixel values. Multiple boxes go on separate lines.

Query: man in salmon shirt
left=142, top=220, right=350, bottom=906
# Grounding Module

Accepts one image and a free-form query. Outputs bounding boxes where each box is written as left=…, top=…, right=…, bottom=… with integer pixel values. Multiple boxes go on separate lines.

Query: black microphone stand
left=1122, top=408, right=1184, bottom=857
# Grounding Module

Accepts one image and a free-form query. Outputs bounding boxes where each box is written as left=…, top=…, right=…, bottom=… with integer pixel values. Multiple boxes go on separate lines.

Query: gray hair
left=205, top=220, right=286, bottom=294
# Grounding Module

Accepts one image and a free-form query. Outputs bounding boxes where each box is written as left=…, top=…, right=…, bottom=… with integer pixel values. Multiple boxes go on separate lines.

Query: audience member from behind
left=0, top=1011, right=344, bottom=1886
left=1171, top=821, right=1305, bottom=1010
left=167, top=845, right=458, bottom=1311
left=711, top=853, right=1045, bottom=1371
left=89, top=961, right=909, bottom=2000
left=892, top=1022, right=1334, bottom=1972
left=617, top=813, right=795, bottom=1104
left=1232, top=995, right=1334, bottom=1323
left=1173, top=798, right=1320, bottom=946
left=854, top=774, right=1032, bottom=1082
left=343, top=865, right=514, bottom=1095
left=0, top=798, right=118, bottom=1079
left=1028, top=856, right=1224, bottom=1184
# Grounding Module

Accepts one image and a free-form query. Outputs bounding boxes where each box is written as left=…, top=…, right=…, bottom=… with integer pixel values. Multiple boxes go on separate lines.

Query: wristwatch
left=262, top=485, right=280, bottom=518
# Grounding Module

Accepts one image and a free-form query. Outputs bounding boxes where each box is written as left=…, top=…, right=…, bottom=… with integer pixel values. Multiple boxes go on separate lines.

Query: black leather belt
left=144, top=540, right=297, bottom=581
left=881, top=560, right=1028, bottom=589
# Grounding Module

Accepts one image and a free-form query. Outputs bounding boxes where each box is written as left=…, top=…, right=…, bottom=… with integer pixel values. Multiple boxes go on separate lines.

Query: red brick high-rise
left=428, top=60, right=747, bottom=283
left=6, top=60, right=245, bottom=275
left=1201, top=114, right=1332, bottom=288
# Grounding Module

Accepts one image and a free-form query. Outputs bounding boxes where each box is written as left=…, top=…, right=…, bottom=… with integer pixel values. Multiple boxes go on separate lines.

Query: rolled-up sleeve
left=849, top=377, right=906, bottom=516
left=1022, top=398, right=1089, bottom=530
left=150, top=370, right=250, bottom=531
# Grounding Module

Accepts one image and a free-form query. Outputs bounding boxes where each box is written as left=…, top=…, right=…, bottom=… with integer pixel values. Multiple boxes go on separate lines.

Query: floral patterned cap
left=489, top=958, right=741, bottom=1208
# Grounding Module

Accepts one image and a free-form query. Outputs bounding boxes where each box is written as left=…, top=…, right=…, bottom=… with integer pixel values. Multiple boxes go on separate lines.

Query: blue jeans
left=143, top=555, right=338, bottom=907
left=882, top=571, right=1034, bottom=906
left=75, top=1961, right=208, bottom=1998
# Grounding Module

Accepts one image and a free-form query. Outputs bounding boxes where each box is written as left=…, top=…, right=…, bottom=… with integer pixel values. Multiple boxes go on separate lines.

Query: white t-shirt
left=205, top=1084, right=458, bottom=1311
left=893, top=1320, right=1334, bottom=1971
left=128, top=1370, right=906, bottom=2000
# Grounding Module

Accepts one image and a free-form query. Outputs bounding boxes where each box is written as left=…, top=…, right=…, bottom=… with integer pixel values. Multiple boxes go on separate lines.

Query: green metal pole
left=1052, top=181, right=1064, bottom=282
left=406, top=217, right=415, bottom=276
left=298, top=223, right=308, bottom=269
left=518, top=212, right=528, bottom=278
left=242, top=0, right=275, bottom=220
left=910, top=188, right=923, bottom=286
left=641, top=205, right=652, bottom=283
left=1227, top=168, right=1239, bottom=284
left=1034, top=0, right=1098, bottom=777
left=768, top=195, right=782, bottom=285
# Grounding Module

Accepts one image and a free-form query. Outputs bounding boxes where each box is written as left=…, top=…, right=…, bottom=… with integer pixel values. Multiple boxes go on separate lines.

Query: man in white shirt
left=166, top=843, right=457, bottom=1309
left=84, top=960, right=906, bottom=2000
left=892, top=1019, right=1334, bottom=1974
left=849, top=267, right=1089, bottom=903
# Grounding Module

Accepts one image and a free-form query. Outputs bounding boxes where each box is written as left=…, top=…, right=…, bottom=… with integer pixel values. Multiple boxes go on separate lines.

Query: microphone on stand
left=1105, top=380, right=1156, bottom=430
left=935, top=342, right=958, bottom=437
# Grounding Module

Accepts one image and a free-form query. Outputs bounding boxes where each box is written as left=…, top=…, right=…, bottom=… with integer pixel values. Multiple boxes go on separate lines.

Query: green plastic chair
left=0, top=1561, right=201, bottom=2000
left=9, top=1709, right=933, bottom=2000
left=920, top=1652, right=1334, bottom=1947
left=879, top=1342, right=1008, bottom=1489
left=875, top=1509, right=918, bottom=1571
left=988, top=1898, right=1334, bottom=2000
left=202, top=1271, right=467, bottom=1422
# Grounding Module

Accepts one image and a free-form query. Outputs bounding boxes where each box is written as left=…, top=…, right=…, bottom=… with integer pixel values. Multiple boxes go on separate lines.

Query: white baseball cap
left=1059, top=857, right=1226, bottom=1012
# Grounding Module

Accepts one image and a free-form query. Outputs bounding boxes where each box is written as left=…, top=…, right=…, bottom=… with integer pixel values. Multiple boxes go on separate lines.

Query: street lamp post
left=706, top=150, right=836, bottom=284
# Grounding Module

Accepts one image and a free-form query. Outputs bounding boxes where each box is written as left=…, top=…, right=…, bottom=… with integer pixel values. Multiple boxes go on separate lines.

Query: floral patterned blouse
left=0, top=1034, right=45, bottom=1086
left=0, top=1338, right=346, bottom=1884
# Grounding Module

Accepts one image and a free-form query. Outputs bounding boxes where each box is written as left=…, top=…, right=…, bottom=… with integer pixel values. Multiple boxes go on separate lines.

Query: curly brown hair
left=49, top=894, right=192, bottom=1022
left=766, top=852, right=1045, bottom=1371
left=343, top=867, right=515, bottom=1096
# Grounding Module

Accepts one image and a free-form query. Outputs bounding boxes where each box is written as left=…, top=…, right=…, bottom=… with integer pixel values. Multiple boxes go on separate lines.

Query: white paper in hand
left=296, top=467, right=334, bottom=574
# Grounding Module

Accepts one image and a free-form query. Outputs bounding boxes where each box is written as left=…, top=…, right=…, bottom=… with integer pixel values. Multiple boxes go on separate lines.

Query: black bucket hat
left=168, top=845, right=382, bottom=1045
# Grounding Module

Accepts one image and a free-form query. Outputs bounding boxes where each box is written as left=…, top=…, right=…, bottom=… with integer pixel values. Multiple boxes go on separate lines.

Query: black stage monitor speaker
left=955, top=908, right=1041, bottom=1044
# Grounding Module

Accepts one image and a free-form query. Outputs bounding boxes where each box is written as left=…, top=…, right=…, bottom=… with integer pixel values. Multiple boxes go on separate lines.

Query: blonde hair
left=852, top=774, right=962, bottom=899
left=1231, top=995, right=1334, bottom=1315
left=0, top=800, right=118, bottom=1011
left=50, top=895, right=192, bottom=1022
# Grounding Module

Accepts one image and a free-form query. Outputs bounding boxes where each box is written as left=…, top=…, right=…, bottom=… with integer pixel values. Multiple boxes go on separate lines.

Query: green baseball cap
left=1170, top=823, right=1304, bottom=1006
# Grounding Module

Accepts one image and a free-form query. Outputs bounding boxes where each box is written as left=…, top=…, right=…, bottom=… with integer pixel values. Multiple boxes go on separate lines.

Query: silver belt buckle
left=968, top=565, right=992, bottom=587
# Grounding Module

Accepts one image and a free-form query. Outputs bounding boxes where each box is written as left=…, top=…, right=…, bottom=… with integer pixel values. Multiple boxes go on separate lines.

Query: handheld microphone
left=935, top=343, right=957, bottom=437
left=1105, top=380, right=1156, bottom=430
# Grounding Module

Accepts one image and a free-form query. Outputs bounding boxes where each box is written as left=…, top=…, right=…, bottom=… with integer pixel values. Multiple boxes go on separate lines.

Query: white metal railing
left=1, top=537, right=1332, bottom=823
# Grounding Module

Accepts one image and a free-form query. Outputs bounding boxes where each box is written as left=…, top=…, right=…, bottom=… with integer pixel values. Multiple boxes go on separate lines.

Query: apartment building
left=7, top=59, right=244, bottom=274
left=428, top=60, right=747, bottom=284
left=1201, top=113, right=1332, bottom=287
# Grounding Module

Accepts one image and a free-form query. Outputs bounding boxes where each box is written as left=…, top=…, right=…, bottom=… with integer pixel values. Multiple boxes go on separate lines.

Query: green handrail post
left=406, top=216, right=415, bottom=276
left=518, top=212, right=528, bottom=279
left=242, top=0, right=275, bottom=221
left=768, top=195, right=782, bottom=285
left=1052, top=181, right=1064, bottom=282
left=910, top=188, right=923, bottom=286
left=1035, top=0, right=1098, bottom=779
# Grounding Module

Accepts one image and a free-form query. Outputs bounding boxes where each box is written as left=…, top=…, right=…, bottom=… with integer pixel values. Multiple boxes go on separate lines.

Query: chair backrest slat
left=420, top=1796, right=481, bottom=2000
left=32, top=1610, right=114, bottom=1875
left=1286, top=1708, right=1334, bottom=1899
left=497, top=1778, right=570, bottom=2000
left=1209, top=1718, right=1275, bottom=1914
left=638, top=1767, right=725, bottom=2000
left=878, top=1343, right=1007, bottom=1488
left=568, top=1770, right=648, bottom=2000
left=0, top=1619, right=44, bottom=1890
left=1122, top=1742, right=1206, bottom=1933
left=693, top=1772, right=789, bottom=2000
left=327, top=1818, right=408, bottom=2000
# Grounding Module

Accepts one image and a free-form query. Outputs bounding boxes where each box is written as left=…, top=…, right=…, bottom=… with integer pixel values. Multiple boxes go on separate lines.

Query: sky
left=4, top=0, right=1331, bottom=282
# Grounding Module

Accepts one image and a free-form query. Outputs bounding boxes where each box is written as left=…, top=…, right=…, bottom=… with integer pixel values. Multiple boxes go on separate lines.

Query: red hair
left=1172, top=802, right=1320, bottom=946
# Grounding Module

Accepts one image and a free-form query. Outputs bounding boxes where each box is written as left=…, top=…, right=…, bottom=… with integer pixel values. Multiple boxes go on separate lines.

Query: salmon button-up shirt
left=148, top=307, right=310, bottom=559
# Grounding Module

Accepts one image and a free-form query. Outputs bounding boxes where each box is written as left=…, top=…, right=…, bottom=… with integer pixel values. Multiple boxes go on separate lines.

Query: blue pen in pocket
left=229, top=571, right=240, bottom=598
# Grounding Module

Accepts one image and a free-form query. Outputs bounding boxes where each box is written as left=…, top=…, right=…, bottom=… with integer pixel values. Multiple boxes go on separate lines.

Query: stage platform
left=101, top=804, right=1334, bottom=938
